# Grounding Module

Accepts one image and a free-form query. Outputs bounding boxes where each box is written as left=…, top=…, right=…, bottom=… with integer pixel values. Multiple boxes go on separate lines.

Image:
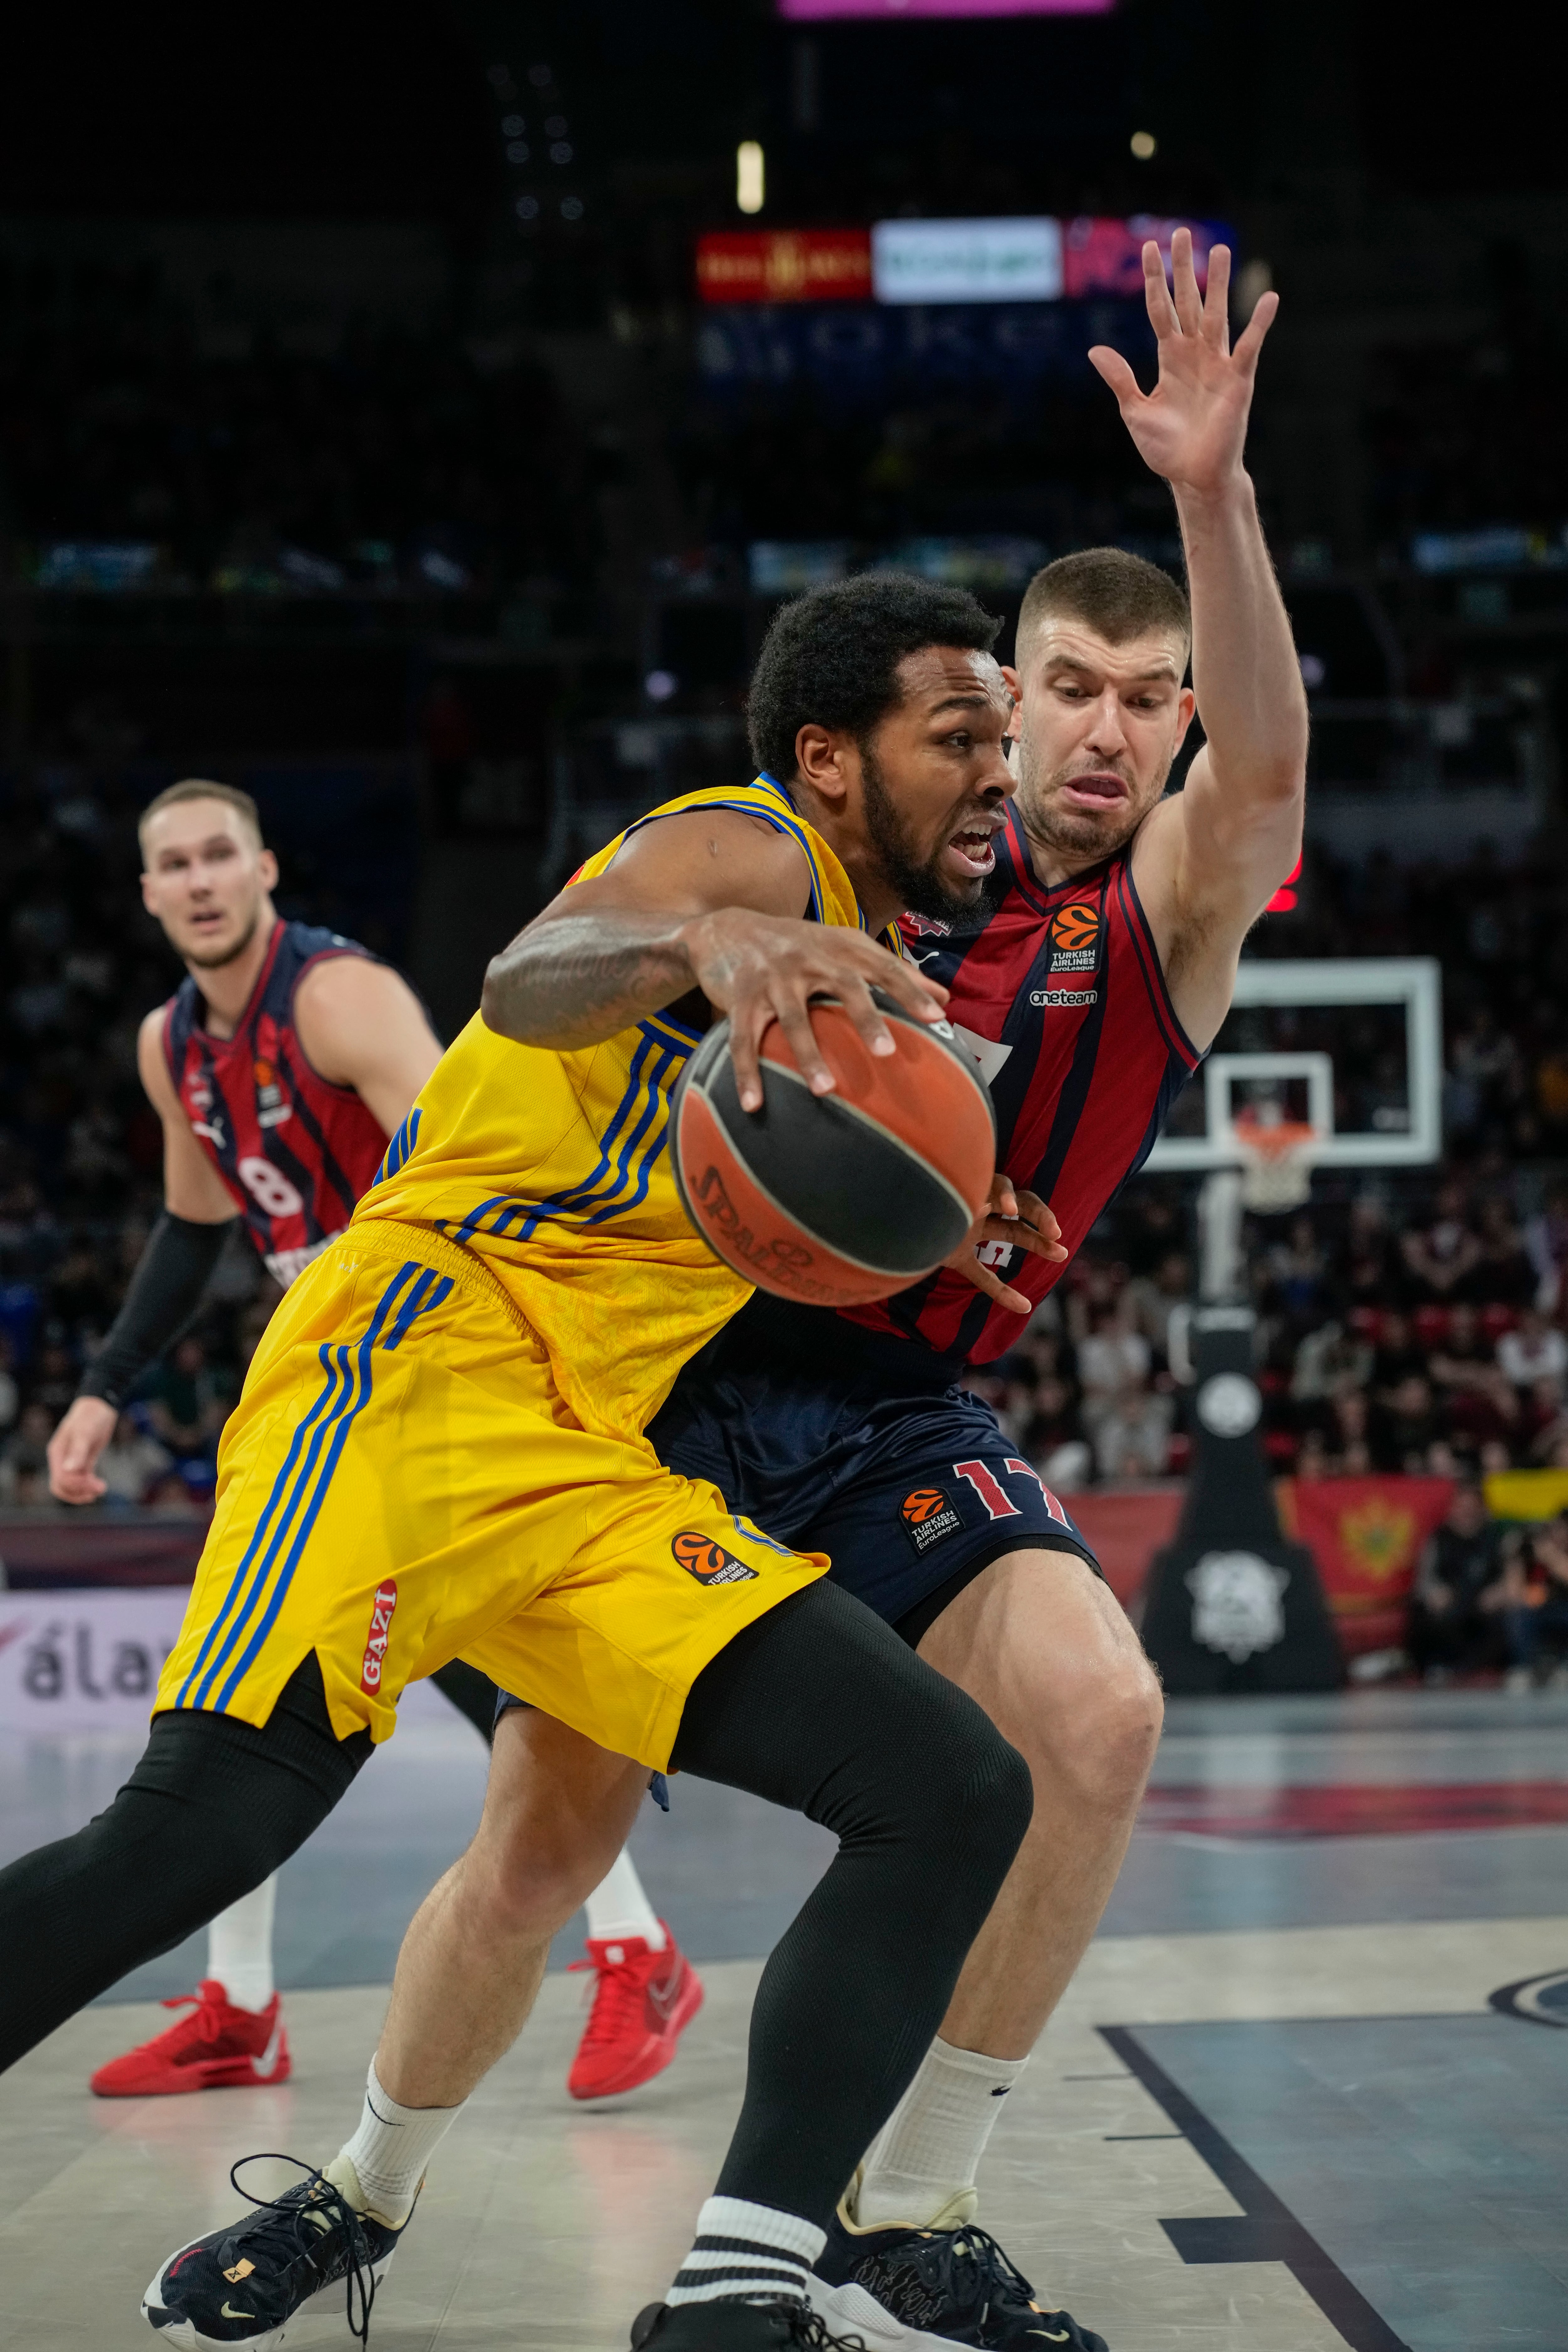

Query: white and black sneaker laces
left=223, top=2157, right=383, bottom=2346
left=144, top=2153, right=393, bottom=2349
left=787, top=2316, right=867, bottom=2350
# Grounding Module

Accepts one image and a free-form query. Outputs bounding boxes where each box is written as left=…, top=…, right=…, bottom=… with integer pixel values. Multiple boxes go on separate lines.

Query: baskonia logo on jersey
left=900, top=1485, right=963, bottom=1556
left=672, top=1530, right=759, bottom=1586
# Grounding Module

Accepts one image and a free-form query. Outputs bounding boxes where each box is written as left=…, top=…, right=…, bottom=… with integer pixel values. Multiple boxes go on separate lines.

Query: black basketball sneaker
left=631, top=2301, right=870, bottom=2349
left=810, top=2195, right=1109, bottom=2350
left=142, top=2156, right=413, bottom=2348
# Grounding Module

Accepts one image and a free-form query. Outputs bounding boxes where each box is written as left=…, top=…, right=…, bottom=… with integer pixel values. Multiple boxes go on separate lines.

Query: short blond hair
left=1017, top=548, right=1191, bottom=665
left=139, top=779, right=264, bottom=856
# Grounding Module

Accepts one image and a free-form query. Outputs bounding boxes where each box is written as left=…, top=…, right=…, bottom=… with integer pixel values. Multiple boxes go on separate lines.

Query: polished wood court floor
left=4, top=1686, right=1567, bottom=2351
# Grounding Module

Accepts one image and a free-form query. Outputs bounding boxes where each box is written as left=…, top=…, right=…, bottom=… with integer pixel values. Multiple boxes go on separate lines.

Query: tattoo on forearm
left=482, top=913, right=694, bottom=1046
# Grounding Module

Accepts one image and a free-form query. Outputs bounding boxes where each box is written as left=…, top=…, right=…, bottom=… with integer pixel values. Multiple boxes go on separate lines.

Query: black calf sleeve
left=671, top=1579, right=1032, bottom=2228
left=0, top=1654, right=369, bottom=2072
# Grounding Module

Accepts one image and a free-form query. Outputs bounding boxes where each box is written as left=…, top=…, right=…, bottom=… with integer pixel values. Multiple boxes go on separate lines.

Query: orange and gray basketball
left=670, top=991, right=995, bottom=1306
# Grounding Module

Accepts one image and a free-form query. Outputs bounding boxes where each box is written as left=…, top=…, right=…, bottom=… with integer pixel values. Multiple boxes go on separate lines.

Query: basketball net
left=1232, top=1107, right=1320, bottom=1214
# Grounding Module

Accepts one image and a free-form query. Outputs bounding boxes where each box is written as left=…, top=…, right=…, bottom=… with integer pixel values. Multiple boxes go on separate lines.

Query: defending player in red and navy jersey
left=48, top=777, right=443, bottom=1498
left=651, top=230, right=1306, bottom=2350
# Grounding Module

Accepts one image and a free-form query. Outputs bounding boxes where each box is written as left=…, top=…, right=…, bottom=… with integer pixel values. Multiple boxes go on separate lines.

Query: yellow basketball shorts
left=156, top=1223, right=828, bottom=1770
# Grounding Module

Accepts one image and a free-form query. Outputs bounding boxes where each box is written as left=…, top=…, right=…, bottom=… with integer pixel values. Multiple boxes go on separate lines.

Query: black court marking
left=1489, top=1964, right=1568, bottom=2027
left=1099, top=2025, right=1413, bottom=2352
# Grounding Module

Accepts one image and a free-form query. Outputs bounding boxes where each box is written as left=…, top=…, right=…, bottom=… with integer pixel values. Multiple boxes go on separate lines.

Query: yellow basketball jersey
left=355, top=775, right=892, bottom=1440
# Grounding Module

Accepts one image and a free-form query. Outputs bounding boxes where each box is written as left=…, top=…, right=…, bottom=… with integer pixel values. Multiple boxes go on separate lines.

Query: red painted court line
left=1139, top=1781, right=1568, bottom=1838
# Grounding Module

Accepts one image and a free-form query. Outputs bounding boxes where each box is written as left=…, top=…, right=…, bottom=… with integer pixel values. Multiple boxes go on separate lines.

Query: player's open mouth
left=944, top=821, right=1001, bottom=879
left=1059, top=770, right=1129, bottom=809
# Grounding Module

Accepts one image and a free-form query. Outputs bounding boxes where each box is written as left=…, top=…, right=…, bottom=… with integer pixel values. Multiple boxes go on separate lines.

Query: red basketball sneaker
left=89, top=1978, right=290, bottom=2097
left=567, top=1927, right=703, bottom=2100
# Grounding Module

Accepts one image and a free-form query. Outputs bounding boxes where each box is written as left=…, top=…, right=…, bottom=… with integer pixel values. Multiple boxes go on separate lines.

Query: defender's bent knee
left=924, top=1549, right=1163, bottom=1820
left=1026, top=1649, right=1163, bottom=1816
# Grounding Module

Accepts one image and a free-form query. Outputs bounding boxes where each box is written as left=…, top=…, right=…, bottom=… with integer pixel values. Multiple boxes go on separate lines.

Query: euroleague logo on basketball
left=1050, top=903, right=1100, bottom=955
left=899, top=1486, right=963, bottom=1556
left=359, top=1580, right=398, bottom=1694
left=672, top=1530, right=760, bottom=1587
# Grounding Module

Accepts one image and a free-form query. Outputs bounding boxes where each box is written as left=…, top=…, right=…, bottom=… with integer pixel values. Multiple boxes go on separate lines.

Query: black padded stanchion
left=1141, top=1306, right=1341, bottom=1694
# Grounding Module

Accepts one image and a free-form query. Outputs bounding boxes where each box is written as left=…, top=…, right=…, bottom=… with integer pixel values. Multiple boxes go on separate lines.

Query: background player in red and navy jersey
left=46, top=778, right=702, bottom=2108
left=651, top=230, right=1307, bottom=2350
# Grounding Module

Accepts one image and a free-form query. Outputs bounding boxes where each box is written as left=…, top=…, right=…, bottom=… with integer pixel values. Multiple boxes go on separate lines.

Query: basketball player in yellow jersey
left=3, top=577, right=1048, bottom=2352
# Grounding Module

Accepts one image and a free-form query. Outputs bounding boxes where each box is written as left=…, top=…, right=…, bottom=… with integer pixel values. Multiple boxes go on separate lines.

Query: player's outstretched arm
left=291, top=956, right=444, bottom=1136
left=481, top=809, right=948, bottom=1111
left=48, top=1013, right=239, bottom=1504
left=1090, top=229, right=1306, bottom=1046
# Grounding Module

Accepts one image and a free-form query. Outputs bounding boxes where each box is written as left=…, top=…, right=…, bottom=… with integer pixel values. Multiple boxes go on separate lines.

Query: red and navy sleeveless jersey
left=162, top=919, right=390, bottom=1287
left=842, top=805, right=1201, bottom=1366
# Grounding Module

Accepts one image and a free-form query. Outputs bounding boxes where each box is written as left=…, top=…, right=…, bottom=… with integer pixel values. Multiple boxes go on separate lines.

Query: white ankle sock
left=667, top=2196, right=824, bottom=2308
left=331, top=2059, right=464, bottom=2228
left=854, top=2037, right=1031, bottom=2229
left=584, top=1847, right=666, bottom=1949
left=207, top=1877, right=277, bottom=2014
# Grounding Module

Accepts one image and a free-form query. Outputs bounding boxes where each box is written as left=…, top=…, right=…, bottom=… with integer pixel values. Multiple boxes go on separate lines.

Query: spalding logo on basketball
left=669, top=988, right=995, bottom=1307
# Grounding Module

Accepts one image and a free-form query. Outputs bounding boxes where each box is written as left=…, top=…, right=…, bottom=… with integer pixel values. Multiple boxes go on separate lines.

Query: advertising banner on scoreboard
left=1278, top=1474, right=1454, bottom=1656
left=1063, top=215, right=1227, bottom=297
left=699, top=218, right=1231, bottom=314
left=872, top=217, right=1064, bottom=305
left=696, top=229, right=872, bottom=306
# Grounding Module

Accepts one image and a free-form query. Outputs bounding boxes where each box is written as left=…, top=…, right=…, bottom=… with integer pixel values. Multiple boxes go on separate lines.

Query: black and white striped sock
left=666, top=2196, right=826, bottom=2309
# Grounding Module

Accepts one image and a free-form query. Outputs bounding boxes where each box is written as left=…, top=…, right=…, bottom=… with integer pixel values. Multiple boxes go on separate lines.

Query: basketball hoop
left=1233, top=1111, right=1320, bottom=1214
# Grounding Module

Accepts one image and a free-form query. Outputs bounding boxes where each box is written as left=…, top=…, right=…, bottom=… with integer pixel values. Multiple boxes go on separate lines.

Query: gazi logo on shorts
left=359, top=1580, right=398, bottom=1693
left=672, top=1531, right=759, bottom=1587
left=899, top=1485, right=963, bottom=1557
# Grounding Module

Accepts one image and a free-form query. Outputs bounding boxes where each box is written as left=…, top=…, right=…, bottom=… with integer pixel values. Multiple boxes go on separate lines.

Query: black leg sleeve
left=670, top=1579, right=1032, bottom=2228
left=429, top=1657, right=500, bottom=1745
left=0, top=1654, right=370, bottom=2073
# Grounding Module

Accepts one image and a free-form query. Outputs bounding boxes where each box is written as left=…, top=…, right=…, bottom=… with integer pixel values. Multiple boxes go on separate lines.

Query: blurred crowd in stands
left=0, top=286, right=594, bottom=606
left=970, top=1171, right=1568, bottom=1499
left=1401, top=1480, right=1568, bottom=1691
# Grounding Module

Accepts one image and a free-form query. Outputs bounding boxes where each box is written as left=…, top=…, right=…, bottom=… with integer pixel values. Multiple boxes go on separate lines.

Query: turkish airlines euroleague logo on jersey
left=360, top=1581, right=398, bottom=1693
left=1036, top=900, right=1101, bottom=1006
left=900, top=1486, right=963, bottom=1556
left=672, top=1531, right=759, bottom=1586
left=1050, top=903, right=1100, bottom=955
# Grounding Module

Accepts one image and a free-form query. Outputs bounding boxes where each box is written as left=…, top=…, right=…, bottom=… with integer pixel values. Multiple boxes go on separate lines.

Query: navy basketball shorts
left=646, top=1296, right=1103, bottom=1648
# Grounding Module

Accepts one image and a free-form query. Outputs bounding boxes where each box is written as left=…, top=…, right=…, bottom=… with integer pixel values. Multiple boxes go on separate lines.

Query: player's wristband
left=76, top=1212, right=234, bottom=1411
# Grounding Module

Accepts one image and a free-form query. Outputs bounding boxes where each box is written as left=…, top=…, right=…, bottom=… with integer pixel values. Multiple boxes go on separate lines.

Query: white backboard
left=1146, top=957, right=1443, bottom=1172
